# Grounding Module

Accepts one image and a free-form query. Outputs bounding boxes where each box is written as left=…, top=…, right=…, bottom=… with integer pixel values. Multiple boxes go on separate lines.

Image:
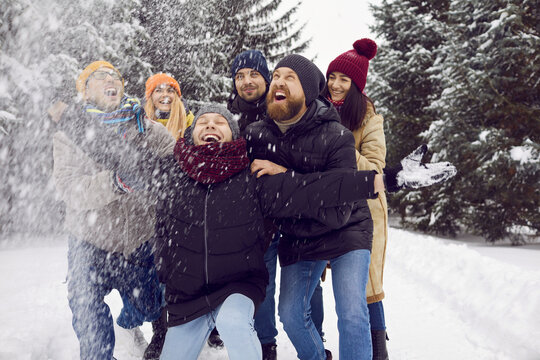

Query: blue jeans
left=255, top=236, right=325, bottom=345
left=278, top=249, right=372, bottom=360
left=67, top=237, right=162, bottom=360
left=368, top=301, right=386, bottom=331
left=311, top=279, right=324, bottom=339
left=160, top=294, right=261, bottom=360
left=254, top=236, right=279, bottom=345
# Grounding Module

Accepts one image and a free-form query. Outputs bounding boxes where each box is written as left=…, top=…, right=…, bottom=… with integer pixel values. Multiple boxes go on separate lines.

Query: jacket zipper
left=204, top=185, right=212, bottom=309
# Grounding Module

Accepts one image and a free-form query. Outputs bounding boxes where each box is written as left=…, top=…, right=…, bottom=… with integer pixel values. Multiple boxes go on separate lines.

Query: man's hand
left=250, top=159, right=287, bottom=178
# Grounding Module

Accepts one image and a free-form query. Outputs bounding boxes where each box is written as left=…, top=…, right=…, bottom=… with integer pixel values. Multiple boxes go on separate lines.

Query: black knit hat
left=274, top=54, right=325, bottom=106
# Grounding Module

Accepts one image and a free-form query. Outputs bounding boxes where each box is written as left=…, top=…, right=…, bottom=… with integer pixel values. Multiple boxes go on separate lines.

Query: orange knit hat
left=145, top=73, right=181, bottom=99
left=76, top=60, right=123, bottom=94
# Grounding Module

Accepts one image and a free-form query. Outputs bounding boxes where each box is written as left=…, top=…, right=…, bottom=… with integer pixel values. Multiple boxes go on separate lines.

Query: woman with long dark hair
left=323, top=38, right=390, bottom=359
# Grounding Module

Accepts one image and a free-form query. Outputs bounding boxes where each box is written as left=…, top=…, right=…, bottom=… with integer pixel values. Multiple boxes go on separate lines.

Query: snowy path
left=0, top=229, right=539, bottom=360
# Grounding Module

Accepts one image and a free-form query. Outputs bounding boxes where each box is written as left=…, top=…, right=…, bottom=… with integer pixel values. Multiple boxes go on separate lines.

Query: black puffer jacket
left=227, top=94, right=267, bottom=133
left=246, top=97, right=375, bottom=266
left=155, top=158, right=376, bottom=327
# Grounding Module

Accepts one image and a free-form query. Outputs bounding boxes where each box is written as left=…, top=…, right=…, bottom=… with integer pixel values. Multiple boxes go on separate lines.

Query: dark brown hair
left=323, top=82, right=376, bottom=132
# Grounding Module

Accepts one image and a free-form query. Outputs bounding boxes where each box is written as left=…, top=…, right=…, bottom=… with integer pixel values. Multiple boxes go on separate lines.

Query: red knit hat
left=326, top=39, right=377, bottom=92
left=145, top=73, right=181, bottom=99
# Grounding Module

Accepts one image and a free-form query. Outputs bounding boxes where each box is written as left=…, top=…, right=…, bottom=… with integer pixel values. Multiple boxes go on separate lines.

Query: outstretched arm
left=257, top=168, right=378, bottom=227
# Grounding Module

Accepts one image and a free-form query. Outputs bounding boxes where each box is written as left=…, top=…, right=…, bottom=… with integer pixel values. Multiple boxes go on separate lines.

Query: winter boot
left=325, top=349, right=333, bottom=360
left=371, top=330, right=389, bottom=360
left=207, top=328, right=224, bottom=349
left=144, top=309, right=168, bottom=360
left=262, top=342, right=277, bottom=360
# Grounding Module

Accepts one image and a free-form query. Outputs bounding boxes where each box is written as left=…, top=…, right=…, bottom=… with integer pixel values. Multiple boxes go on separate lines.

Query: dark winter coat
left=245, top=97, right=375, bottom=266
left=227, top=94, right=267, bottom=133
left=155, top=157, right=376, bottom=327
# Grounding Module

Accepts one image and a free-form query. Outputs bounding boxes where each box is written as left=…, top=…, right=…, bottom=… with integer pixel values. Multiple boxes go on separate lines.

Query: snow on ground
left=0, top=228, right=539, bottom=360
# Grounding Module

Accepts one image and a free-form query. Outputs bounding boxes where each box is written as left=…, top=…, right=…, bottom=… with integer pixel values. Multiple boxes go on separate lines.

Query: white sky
left=280, top=0, right=381, bottom=72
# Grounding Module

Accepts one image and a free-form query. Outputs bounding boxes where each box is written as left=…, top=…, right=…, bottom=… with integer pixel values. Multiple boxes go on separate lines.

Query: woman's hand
left=251, top=159, right=287, bottom=178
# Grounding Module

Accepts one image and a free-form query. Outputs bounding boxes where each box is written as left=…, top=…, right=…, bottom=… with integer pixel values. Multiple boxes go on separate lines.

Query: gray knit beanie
left=191, top=104, right=240, bottom=142
left=274, top=54, right=326, bottom=106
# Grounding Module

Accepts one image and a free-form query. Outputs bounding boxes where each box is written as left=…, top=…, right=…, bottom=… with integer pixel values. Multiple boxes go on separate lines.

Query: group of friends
left=50, top=38, right=456, bottom=360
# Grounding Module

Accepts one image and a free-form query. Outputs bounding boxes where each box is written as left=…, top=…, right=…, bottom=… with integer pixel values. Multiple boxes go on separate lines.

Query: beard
left=266, top=90, right=305, bottom=122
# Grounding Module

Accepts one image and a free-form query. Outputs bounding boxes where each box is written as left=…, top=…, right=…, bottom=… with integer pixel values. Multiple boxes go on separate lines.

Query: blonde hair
left=145, top=90, right=188, bottom=140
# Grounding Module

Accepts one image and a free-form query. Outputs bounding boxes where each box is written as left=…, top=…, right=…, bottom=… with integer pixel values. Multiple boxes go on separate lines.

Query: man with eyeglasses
left=52, top=60, right=176, bottom=360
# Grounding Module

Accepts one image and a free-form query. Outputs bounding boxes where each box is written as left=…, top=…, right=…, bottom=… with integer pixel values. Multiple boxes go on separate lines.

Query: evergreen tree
left=138, top=0, right=308, bottom=106
left=368, top=0, right=453, bottom=233
left=425, top=0, right=540, bottom=243
left=370, top=0, right=539, bottom=243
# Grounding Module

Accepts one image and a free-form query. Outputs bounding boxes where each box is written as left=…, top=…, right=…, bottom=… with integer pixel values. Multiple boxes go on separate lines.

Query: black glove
left=383, top=145, right=457, bottom=192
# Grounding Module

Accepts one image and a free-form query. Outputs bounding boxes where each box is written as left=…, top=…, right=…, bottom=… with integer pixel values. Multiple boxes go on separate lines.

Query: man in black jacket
left=227, top=49, right=271, bottom=133
left=246, top=54, right=374, bottom=360
left=227, top=49, right=284, bottom=360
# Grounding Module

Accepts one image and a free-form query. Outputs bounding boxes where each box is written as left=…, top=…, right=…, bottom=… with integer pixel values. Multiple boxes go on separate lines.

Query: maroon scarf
left=327, top=96, right=345, bottom=114
left=174, top=137, right=250, bottom=184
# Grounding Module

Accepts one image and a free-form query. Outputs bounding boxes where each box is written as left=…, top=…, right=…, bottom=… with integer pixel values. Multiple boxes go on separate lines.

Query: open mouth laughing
left=202, top=134, right=221, bottom=143
left=274, top=90, right=287, bottom=102
left=104, top=87, right=118, bottom=97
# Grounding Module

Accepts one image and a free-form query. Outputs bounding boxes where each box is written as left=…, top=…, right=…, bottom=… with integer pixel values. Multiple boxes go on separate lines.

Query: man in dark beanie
left=227, top=49, right=271, bottom=132
left=246, top=54, right=373, bottom=360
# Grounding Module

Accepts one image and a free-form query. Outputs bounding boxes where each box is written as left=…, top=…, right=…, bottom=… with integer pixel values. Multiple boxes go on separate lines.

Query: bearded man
left=246, top=54, right=374, bottom=360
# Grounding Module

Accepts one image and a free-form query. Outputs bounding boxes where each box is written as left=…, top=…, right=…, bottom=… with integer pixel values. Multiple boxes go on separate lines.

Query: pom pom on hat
left=353, top=38, right=377, bottom=60
left=145, top=73, right=182, bottom=99
left=326, top=38, right=378, bottom=92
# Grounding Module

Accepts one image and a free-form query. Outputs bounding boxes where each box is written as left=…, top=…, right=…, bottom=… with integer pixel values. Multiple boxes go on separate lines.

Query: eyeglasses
left=91, top=70, right=122, bottom=81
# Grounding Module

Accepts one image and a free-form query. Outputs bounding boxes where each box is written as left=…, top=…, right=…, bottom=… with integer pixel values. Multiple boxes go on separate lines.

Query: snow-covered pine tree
left=424, top=0, right=539, bottom=243
left=368, top=0, right=453, bottom=233
left=138, top=0, right=308, bottom=107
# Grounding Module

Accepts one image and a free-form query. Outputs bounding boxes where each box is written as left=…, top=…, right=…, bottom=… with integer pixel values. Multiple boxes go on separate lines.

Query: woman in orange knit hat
left=144, top=73, right=194, bottom=140
left=323, top=38, right=390, bottom=359
left=143, top=73, right=194, bottom=359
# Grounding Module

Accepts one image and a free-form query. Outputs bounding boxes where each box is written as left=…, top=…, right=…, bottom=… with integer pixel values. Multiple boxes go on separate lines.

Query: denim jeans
left=67, top=237, right=162, bottom=360
left=160, top=294, right=262, bottom=360
left=254, top=235, right=279, bottom=345
left=368, top=301, right=386, bottom=331
left=311, top=279, right=324, bottom=339
left=255, top=236, right=325, bottom=345
left=278, top=249, right=372, bottom=360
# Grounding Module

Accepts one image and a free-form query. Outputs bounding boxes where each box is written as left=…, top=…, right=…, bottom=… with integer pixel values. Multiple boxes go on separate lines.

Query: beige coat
left=53, top=117, right=175, bottom=257
left=353, top=103, right=388, bottom=303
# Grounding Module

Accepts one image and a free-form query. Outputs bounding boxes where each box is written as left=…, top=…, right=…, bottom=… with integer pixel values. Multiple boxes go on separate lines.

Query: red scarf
left=174, top=137, right=250, bottom=184
left=327, top=96, right=345, bottom=114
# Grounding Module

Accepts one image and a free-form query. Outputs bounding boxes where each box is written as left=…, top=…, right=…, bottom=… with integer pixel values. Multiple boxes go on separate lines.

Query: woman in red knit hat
left=144, top=73, right=194, bottom=140
left=323, top=38, right=390, bottom=360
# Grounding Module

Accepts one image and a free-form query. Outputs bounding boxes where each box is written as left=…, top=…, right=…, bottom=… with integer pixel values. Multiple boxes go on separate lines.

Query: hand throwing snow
left=383, top=145, right=457, bottom=192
